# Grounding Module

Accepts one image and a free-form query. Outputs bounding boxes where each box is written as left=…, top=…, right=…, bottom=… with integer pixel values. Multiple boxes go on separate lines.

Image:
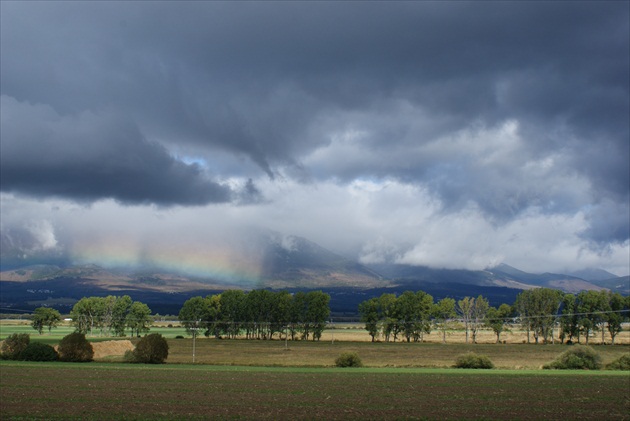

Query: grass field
left=2, top=319, right=630, bottom=369
left=3, top=322, right=629, bottom=369
left=1, top=361, right=629, bottom=420
left=163, top=337, right=630, bottom=369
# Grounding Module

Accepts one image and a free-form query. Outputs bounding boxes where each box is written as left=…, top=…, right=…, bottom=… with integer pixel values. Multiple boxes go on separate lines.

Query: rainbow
left=70, top=240, right=263, bottom=285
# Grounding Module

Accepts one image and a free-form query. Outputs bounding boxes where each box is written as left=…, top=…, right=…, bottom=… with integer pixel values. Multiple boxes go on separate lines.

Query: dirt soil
left=1, top=364, right=629, bottom=420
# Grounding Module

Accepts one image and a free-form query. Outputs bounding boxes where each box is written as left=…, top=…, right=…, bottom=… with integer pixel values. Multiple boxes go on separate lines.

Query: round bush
left=132, top=333, right=169, bottom=364
left=58, top=332, right=94, bottom=362
left=454, top=352, right=494, bottom=369
left=605, top=353, right=630, bottom=371
left=543, top=345, right=602, bottom=370
left=1, top=333, right=30, bottom=360
left=335, top=351, right=363, bottom=367
left=20, top=342, right=58, bottom=362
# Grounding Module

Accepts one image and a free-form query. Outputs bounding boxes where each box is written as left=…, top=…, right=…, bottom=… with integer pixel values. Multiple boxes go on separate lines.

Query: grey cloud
left=1, top=1, right=628, bottom=245
left=582, top=200, right=630, bottom=245
left=4, top=2, right=626, bottom=169
left=0, top=96, right=232, bottom=206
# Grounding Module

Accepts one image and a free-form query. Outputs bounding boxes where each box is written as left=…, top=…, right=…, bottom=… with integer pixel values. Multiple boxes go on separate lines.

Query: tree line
left=178, top=290, right=330, bottom=341
left=69, top=295, right=153, bottom=337
left=359, top=288, right=629, bottom=344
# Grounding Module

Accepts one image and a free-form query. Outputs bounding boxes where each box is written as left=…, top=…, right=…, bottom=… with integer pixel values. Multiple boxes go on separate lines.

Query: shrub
left=58, top=333, right=94, bottom=362
left=335, top=351, right=363, bottom=367
left=132, top=333, right=169, bottom=364
left=605, top=353, right=630, bottom=371
left=1, top=333, right=30, bottom=360
left=123, top=349, right=137, bottom=363
left=20, top=342, right=58, bottom=362
left=543, top=345, right=602, bottom=370
left=454, top=352, right=494, bottom=369
left=175, top=335, right=185, bottom=339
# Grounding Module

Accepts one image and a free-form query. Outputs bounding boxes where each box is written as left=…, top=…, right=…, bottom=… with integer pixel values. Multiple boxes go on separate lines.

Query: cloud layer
left=1, top=2, right=628, bottom=276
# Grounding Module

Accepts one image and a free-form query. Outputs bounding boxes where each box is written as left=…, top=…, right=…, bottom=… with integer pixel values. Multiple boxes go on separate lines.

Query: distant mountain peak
left=567, top=268, right=618, bottom=282
left=487, top=263, right=528, bottom=276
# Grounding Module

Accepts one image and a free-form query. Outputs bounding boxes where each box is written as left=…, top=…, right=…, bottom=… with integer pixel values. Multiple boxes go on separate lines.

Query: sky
left=1, top=1, right=629, bottom=280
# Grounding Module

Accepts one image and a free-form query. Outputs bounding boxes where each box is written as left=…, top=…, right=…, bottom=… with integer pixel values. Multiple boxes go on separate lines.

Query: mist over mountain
left=260, top=233, right=386, bottom=288
left=2, top=233, right=628, bottom=316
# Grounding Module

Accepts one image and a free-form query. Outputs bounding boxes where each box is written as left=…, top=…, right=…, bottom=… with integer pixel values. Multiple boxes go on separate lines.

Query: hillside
left=1, top=233, right=628, bottom=314
left=260, top=234, right=386, bottom=288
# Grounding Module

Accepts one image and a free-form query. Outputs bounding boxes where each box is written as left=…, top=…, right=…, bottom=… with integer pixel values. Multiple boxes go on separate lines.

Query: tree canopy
left=178, top=290, right=331, bottom=341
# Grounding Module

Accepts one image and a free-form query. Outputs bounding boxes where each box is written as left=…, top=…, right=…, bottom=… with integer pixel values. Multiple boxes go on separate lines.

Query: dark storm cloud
left=1, top=2, right=628, bottom=240
left=0, top=96, right=232, bottom=205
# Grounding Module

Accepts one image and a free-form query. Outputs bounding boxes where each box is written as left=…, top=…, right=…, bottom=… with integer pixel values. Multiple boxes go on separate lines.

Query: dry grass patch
left=164, top=338, right=630, bottom=369
left=91, top=340, right=135, bottom=359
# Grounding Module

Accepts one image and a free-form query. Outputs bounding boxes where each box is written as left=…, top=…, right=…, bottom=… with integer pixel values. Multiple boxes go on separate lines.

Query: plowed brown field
left=1, top=363, right=628, bottom=420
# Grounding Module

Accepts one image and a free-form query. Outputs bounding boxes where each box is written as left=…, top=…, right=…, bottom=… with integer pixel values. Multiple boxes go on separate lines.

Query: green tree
left=485, top=304, right=512, bottom=343
left=397, top=291, right=420, bottom=343
left=245, top=289, right=273, bottom=339
left=433, top=298, right=456, bottom=344
left=398, top=291, right=433, bottom=343
left=606, top=292, right=627, bottom=345
left=271, top=290, right=292, bottom=340
left=71, top=297, right=104, bottom=335
left=100, top=295, right=117, bottom=335
left=516, top=288, right=563, bottom=344
left=31, top=307, right=62, bottom=334
left=179, top=296, right=210, bottom=336
left=560, top=293, right=579, bottom=343
left=218, top=290, right=246, bottom=338
left=358, top=297, right=380, bottom=342
left=470, top=295, right=489, bottom=344
left=289, top=291, right=307, bottom=341
left=379, top=293, right=399, bottom=342
left=457, top=297, right=474, bottom=344
left=576, top=290, right=606, bottom=345
left=111, top=295, right=133, bottom=336
left=306, top=291, right=330, bottom=341
left=515, top=290, right=534, bottom=343
left=127, top=301, right=152, bottom=337
left=533, top=288, right=563, bottom=344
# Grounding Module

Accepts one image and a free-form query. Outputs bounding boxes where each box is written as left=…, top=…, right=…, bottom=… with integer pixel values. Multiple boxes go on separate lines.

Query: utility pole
left=192, top=320, right=201, bottom=363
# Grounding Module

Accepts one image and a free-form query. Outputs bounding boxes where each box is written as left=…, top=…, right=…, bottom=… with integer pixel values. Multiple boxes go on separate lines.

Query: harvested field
left=90, top=340, right=134, bottom=359
left=1, top=362, right=628, bottom=420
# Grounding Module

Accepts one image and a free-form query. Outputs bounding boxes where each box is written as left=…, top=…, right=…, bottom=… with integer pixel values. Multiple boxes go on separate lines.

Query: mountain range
left=1, top=233, right=628, bottom=315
